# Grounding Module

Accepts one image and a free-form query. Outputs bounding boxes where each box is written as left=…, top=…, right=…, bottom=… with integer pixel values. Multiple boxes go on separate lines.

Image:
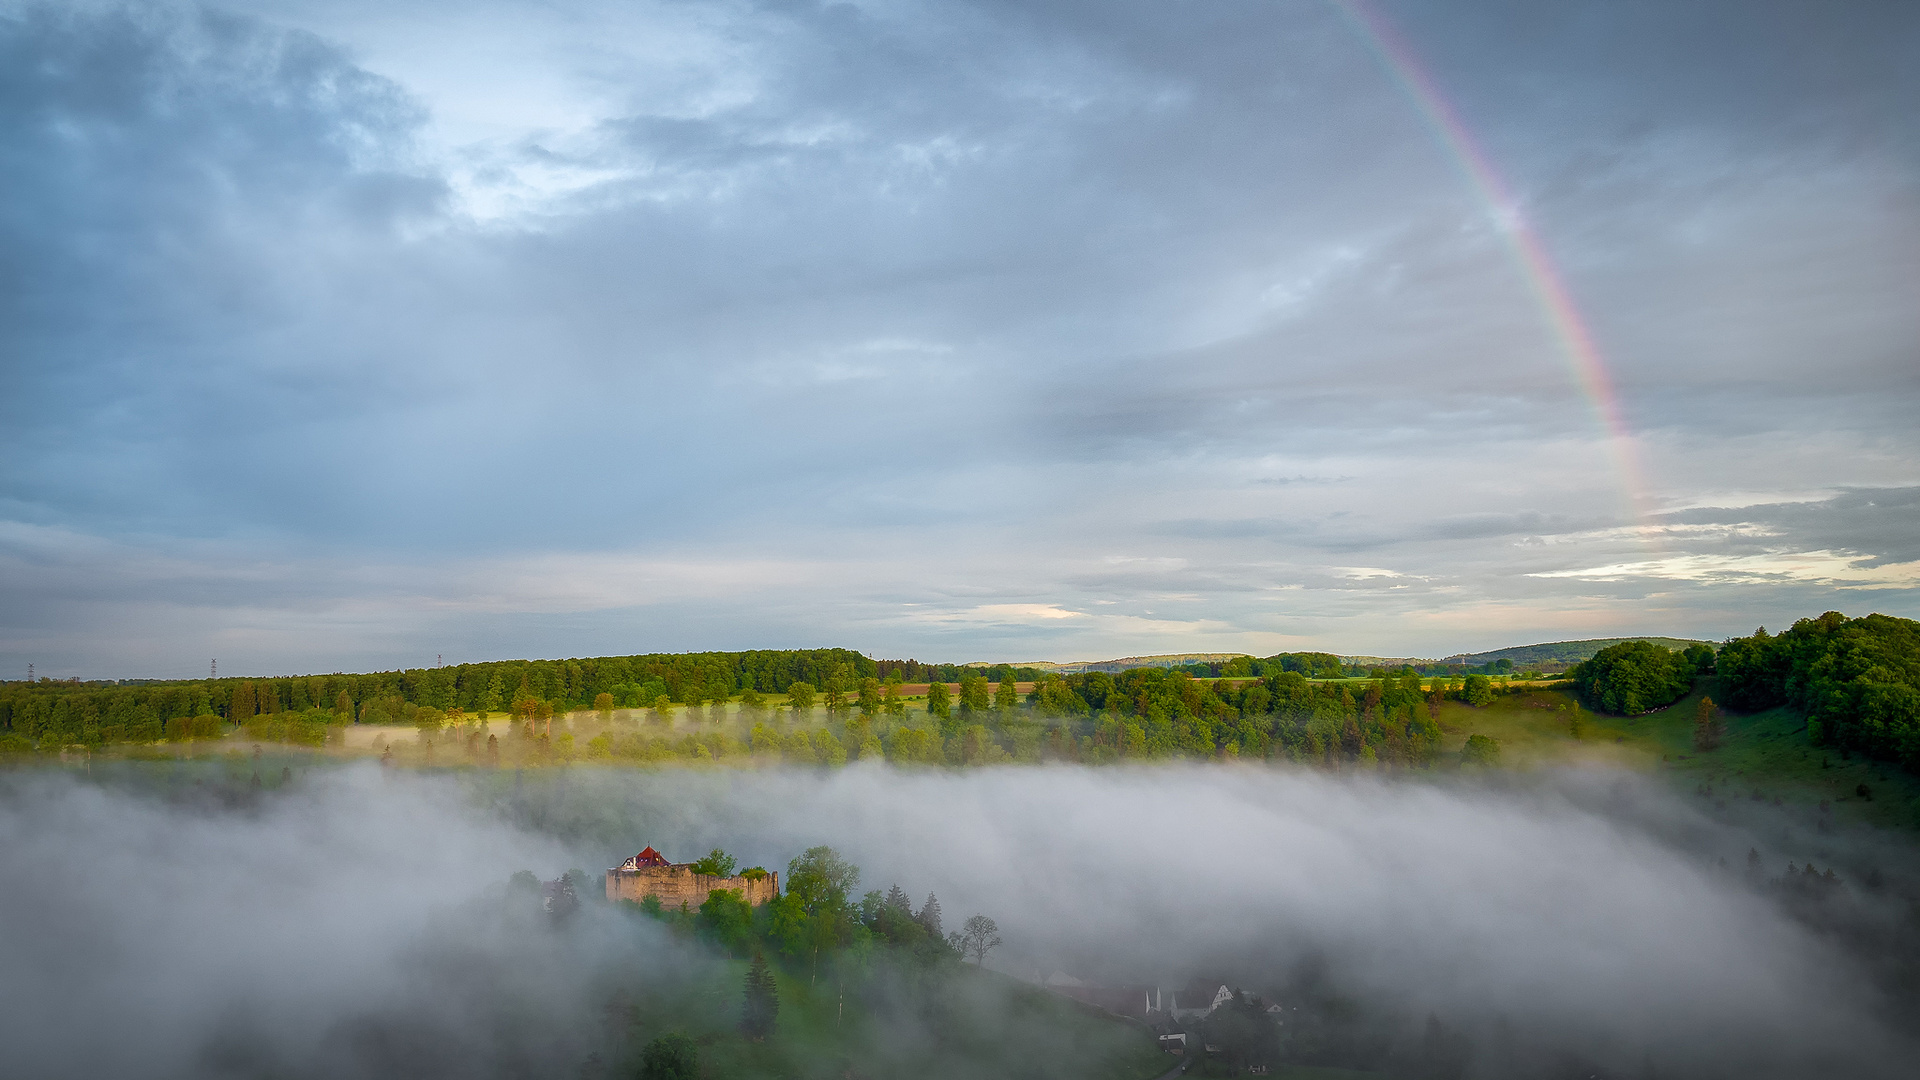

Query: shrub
left=1462, top=734, right=1501, bottom=766
left=640, top=1033, right=698, bottom=1080
left=690, top=849, right=738, bottom=877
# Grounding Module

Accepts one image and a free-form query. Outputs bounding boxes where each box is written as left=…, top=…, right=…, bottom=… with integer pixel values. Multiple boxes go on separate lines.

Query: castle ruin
left=605, top=846, right=780, bottom=908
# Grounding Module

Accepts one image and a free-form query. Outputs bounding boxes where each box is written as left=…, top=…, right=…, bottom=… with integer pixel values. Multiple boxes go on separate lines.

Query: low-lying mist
left=1, top=760, right=1914, bottom=1079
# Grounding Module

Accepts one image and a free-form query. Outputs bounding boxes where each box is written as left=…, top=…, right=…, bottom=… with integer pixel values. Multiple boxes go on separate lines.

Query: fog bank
left=1, top=761, right=1913, bottom=1078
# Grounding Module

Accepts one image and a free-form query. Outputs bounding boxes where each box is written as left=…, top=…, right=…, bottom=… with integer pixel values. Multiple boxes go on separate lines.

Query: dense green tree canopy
left=784, top=846, right=859, bottom=916
left=1568, top=641, right=1695, bottom=715
left=1718, top=612, right=1920, bottom=769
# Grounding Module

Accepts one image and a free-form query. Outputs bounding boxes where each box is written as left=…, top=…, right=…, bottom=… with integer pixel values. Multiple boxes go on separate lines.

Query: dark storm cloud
left=1, top=0, right=1916, bottom=672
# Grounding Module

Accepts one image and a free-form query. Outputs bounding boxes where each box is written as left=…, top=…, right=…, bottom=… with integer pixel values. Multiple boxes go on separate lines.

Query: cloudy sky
left=3, top=0, right=1916, bottom=678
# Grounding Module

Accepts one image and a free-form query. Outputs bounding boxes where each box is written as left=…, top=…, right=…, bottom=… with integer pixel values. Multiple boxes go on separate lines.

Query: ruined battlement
left=604, top=846, right=780, bottom=909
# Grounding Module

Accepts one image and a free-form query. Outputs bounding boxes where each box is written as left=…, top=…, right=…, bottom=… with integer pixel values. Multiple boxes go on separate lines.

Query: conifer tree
left=916, top=893, right=943, bottom=939
left=741, top=952, right=779, bottom=1040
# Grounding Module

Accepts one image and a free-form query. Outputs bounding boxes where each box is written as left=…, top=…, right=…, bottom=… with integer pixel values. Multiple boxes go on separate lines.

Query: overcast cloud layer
left=3, top=0, right=1917, bottom=676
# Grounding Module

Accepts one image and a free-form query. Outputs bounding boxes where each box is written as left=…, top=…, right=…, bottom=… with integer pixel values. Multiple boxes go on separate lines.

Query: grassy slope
left=1433, top=683, right=1920, bottom=832
left=624, top=956, right=1167, bottom=1080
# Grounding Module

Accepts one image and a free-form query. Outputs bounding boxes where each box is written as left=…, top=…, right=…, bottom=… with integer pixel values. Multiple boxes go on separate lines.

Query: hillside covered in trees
left=1444, top=636, right=1710, bottom=669
left=1717, top=612, right=1920, bottom=771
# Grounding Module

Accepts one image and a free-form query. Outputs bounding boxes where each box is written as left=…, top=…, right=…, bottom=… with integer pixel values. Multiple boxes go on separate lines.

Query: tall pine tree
left=742, top=952, right=779, bottom=1040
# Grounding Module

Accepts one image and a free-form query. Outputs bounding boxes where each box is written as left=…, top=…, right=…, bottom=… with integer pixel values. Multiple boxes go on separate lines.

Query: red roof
left=634, top=846, right=668, bottom=866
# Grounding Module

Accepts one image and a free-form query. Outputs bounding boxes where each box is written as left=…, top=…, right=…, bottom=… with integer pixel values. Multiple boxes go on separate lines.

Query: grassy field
left=1430, top=682, right=1920, bottom=832
left=617, top=955, right=1168, bottom=1080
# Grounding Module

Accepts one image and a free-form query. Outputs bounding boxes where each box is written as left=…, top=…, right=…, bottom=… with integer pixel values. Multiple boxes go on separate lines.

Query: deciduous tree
left=951, top=914, right=1002, bottom=964
left=994, top=677, right=1019, bottom=713
left=786, top=846, right=859, bottom=916
left=786, top=682, right=816, bottom=715
left=690, top=849, right=739, bottom=877
left=1693, top=695, right=1724, bottom=751
left=698, top=888, right=753, bottom=957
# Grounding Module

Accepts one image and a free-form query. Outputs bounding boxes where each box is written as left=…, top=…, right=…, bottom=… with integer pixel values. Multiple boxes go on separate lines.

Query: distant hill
left=1441, top=637, right=1710, bottom=667
left=975, top=653, right=1252, bottom=675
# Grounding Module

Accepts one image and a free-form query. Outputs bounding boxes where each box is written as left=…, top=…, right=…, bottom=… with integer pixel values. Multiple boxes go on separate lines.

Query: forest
left=345, top=664, right=1499, bottom=773
left=0, top=647, right=1422, bottom=756
left=1716, top=612, right=1920, bottom=771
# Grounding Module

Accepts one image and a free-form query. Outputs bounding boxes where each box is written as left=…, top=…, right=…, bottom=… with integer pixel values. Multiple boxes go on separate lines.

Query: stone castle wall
left=605, top=865, right=780, bottom=909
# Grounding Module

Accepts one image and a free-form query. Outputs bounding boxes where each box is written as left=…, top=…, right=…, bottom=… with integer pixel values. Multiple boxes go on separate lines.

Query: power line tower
left=26, top=663, right=32, bottom=682
left=438, top=653, right=443, bottom=668
left=211, top=659, right=217, bottom=680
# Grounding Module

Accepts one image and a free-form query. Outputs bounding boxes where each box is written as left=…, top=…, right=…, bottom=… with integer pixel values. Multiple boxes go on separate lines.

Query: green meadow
left=1424, top=682, right=1920, bottom=833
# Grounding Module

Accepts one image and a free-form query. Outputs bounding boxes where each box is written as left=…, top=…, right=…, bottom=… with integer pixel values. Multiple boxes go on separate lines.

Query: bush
left=640, top=1033, right=698, bottom=1080
left=690, top=849, right=738, bottom=877
left=167, top=714, right=224, bottom=741
left=1462, top=734, right=1500, bottom=766
left=1569, top=642, right=1693, bottom=715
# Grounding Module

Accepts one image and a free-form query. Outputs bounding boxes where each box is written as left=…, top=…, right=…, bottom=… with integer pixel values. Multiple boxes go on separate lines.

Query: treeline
left=872, top=660, right=1048, bottom=684
left=1717, top=612, right=1920, bottom=770
left=1180, top=654, right=1526, bottom=680
left=549, top=666, right=1512, bottom=769
left=999, top=666, right=1504, bottom=765
left=0, top=646, right=1470, bottom=753
left=0, top=648, right=878, bottom=749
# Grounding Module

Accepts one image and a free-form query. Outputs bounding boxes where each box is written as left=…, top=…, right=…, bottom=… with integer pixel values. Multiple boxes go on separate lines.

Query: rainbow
left=1331, top=0, right=1651, bottom=530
